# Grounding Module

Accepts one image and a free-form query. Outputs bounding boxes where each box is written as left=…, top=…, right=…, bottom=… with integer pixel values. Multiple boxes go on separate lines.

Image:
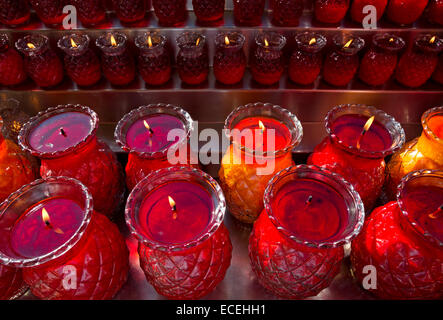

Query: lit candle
left=250, top=165, right=365, bottom=299
left=308, top=104, right=405, bottom=211
left=176, top=32, right=209, bottom=85
left=126, top=166, right=232, bottom=300
left=351, top=170, right=443, bottom=299
left=0, top=177, right=129, bottom=300
left=0, top=33, right=27, bottom=86
left=115, top=103, right=198, bottom=190
left=219, top=102, right=303, bottom=223
left=19, top=104, right=124, bottom=218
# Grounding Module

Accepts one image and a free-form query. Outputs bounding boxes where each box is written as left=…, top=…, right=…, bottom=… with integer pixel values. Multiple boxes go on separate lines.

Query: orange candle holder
left=218, top=102, right=303, bottom=224
left=386, top=106, right=443, bottom=199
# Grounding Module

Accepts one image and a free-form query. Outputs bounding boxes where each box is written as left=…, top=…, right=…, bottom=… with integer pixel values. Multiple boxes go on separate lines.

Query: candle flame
left=389, top=38, right=394, bottom=43
left=309, top=38, right=316, bottom=45
left=196, top=37, right=201, bottom=46
left=70, top=38, right=78, bottom=48
left=429, top=205, right=443, bottom=219
left=147, top=35, right=153, bottom=48
left=168, top=196, right=177, bottom=219
left=430, top=36, right=436, bottom=44
left=225, top=36, right=230, bottom=46
left=344, top=39, right=353, bottom=48
left=27, top=43, right=36, bottom=49
left=42, top=208, right=64, bottom=235
left=259, top=120, right=266, bottom=132
left=110, top=35, right=117, bottom=47
left=356, top=116, right=376, bottom=150
left=264, top=38, right=269, bottom=47
left=143, top=120, right=154, bottom=134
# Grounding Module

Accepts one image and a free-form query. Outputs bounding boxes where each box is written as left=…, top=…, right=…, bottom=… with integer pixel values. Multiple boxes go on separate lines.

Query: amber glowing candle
left=19, top=104, right=124, bottom=218
left=219, top=102, right=303, bottom=224
left=308, top=104, right=405, bottom=211
left=115, top=103, right=198, bottom=190
left=126, top=166, right=232, bottom=300
left=0, top=177, right=129, bottom=300
left=352, top=170, right=443, bottom=299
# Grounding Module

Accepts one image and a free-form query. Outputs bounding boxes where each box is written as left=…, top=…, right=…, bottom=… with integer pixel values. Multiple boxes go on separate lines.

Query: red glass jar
left=428, top=0, right=443, bottom=25
left=0, top=34, right=26, bottom=86
left=433, top=54, right=443, bottom=85
left=249, top=165, right=365, bottom=299
left=0, top=264, right=25, bottom=300
left=396, top=34, right=443, bottom=88
left=176, top=32, right=209, bottom=85
left=315, top=0, right=349, bottom=24
left=350, top=0, right=387, bottom=23
left=193, top=0, right=225, bottom=23
left=272, top=0, right=304, bottom=27
left=359, top=33, right=405, bottom=86
left=115, top=103, right=198, bottom=190
left=289, top=32, right=327, bottom=85
left=233, top=0, right=265, bottom=26
left=15, top=35, right=64, bottom=88
left=58, top=34, right=101, bottom=87
left=112, top=0, right=148, bottom=24
left=74, top=0, right=107, bottom=26
left=0, top=177, right=129, bottom=300
left=387, top=0, right=428, bottom=25
left=214, top=31, right=246, bottom=85
left=323, top=34, right=365, bottom=87
left=0, top=0, right=30, bottom=26
left=126, top=166, right=232, bottom=300
left=308, top=104, right=405, bottom=211
left=153, top=0, right=186, bottom=26
left=96, top=32, right=135, bottom=86
left=29, top=0, right=66, bottom=26
left=351, top=170, right=443, bottom=299
left=19, top=104, right=125, bottom=218
left=251, top=32, right=286, bottom=86
left=135, top=32, right=171, bottom=86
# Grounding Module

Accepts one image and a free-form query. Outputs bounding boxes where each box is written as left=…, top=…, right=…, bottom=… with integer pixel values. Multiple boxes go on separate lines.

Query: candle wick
left=305, top=195, right=313, bottom=206
left=60, top=128, right=67, bottom=137
left=429, top=205, right=443, bottom=219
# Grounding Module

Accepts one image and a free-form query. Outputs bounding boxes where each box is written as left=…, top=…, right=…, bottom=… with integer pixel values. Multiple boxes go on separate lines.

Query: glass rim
left=95, top=32, right=128, bottom=54
left=255, top=32, right=287, bottom=50
left=422, top=106, right=443, bottom=145
left=57, top=33, right=91, bottom=56
left=15, top=34, right=49, bottom=55
left=372, top=33, right=406, bottom=52
left=295, top=32, right=327, bottom=53
left=135, top=31, right=167, bottom=51
left=176, top=32, right=206, bottom=50
left=215, top=31, right=246, bottom=50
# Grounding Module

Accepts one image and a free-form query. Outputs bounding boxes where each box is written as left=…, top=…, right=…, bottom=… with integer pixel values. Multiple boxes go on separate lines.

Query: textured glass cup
left=74, top=0, right=107, bottom=26
left=135, top=32, right=171, bottom=86
left=271, top=0, right=304, bottom=26
left=112, top=0, right=148, bottom=24
left=0, top=177, right=129, bottom=300
left=193, top=0, right=225, bottom=23
left=214, top=31, right=246, bottom=85
left=153, top=0, right=186, bottom=26
left=352, top=170, right=443, bottom=299
left=29, top=0, right=66, bottom=26
left=0, top=0, right=30, bottom=26
left=249, top=165, right=365, bottom=299
left=428, top=0, right=443, bottom=26
left=126, top=166, right=232, bottom=300
left=176, top=32, right=209, bottom=85
left=315, top=0, right=350, bottom=24
left=58, top=34, right=101, bottom=87
left=289, top=32, right=327, bottom=85
left=233, top=0, right=265, bottom=26
left=0, top=34, right=27, bottom=86
left=251, top=32, right=286, bottom=86
left=387, top=0, right=428, bottom=25
left=15, top=35, right=64, bottom=88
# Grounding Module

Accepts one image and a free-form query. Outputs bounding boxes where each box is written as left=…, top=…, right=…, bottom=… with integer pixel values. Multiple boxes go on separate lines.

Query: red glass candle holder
left=0, top=0, right=30, bottom=26
left=358, top=33, right=405, bottom=86
left=219, top=102, right=303, bottom=223
left=0, top=177, right=129, bottom=300
left=387, top=0, right=428, bottom=25
left=396, top=34, right=443, bottom=88
left=18, top=104, right=125, bottom=218
left=428, top=0, right=443, bottom=25
left=125, top=166, right=232, bottom=300
left=0, top=34, right=27, bottom=86
left=214, top=31, right=246, bottom=85
left=112, top=0, right=148, bottom=24
left=29, top=0, right=66, bottom=26
left=308, top=104, right=405, bottom=211
left=96, top=32, right=136, bottom=86
left=135, top=32, right=171, bottom=86
left=323, top=34, right=365, bottom=87
left=289, top=32, right=327, bottom=85
left=176, top=32, right=209, bottom=85
left=251, top=32, right=286, bottom=86
left=193, top=0, right=225, bottom=23
left=350, top=0, right=387, bottom=23
left=0, top=264, right=25, bottom=300
left=352, top=170, right=443, bottom=299
left=74, top=0, right=107, bottom=26
left=249, top=165, right=365, bottom=299
left=315, top=0, right=350, bottom=24
left=115, top=103, right=198, bottom=190
left=433, top=54, right=443, bottom=85
left=58, top=34, right=101, bottom=87
left=15, top=35, right=64, bottom=88
left=152, top=0, right=186, bottom=26
left=233, top=0, right=265, bottom=26
left=271, top=0, right=304, bottom=27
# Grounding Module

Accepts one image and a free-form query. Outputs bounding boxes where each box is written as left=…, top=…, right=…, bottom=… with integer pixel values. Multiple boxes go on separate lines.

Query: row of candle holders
left=0, top=101, right=441, bottom=300
left=1, top=31, right=442, bottom=89
left=1, top=0, right=442, bottom=28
